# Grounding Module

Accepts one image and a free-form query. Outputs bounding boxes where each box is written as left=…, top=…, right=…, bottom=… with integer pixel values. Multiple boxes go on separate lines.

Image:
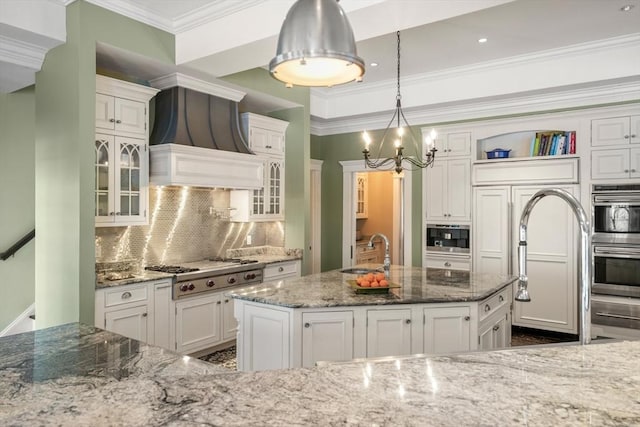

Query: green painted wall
left=222, top=69, right=312, bottom=275
left=310, top=129, right=423, bottom=272
left=32, top=0, right=174, bottom=328
left=0, top=87, right=36, bottom=331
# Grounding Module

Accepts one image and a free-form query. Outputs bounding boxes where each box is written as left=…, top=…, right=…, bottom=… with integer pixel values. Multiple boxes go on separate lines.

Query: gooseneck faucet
left=368, top=233, right=391, bottom=277
left=515, top=188, right=591, bottom=345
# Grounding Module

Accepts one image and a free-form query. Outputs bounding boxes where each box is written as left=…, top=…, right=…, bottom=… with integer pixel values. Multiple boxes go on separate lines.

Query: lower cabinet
left=235, top=285, right=513, bottom=371
left=263, top=260, right=301, bottom=282
left=95, top=279, right=172, bottom=346
left=366, top=308, right=412, bottom=358
left=423, top=306, right=471, bottom=354
left=302, top=311, right=354, bottom=368
left=175, top=293, right=222, bottom=354
left=222, top=296, right=237, bottom=341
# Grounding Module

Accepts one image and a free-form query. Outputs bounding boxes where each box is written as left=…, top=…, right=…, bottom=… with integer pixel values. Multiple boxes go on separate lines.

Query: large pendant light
left=269, top=0, right=365, bottom=87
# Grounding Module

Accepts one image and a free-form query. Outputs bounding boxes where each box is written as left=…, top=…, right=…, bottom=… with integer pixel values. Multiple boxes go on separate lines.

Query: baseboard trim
left=0, top=303, right=35, bottom=337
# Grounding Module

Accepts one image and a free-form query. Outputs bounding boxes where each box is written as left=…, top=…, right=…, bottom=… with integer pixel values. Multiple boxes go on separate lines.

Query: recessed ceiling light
left=370, top=62, right=379, bottom=67
left=620, top=4, right=634, bottom=11
left=478, top=38, right=488, bottom=43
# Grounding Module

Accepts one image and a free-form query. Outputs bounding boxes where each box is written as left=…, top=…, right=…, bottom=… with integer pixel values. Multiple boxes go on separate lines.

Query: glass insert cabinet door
left=267, top=159, right=283, bottom=216
left=94, top=133, right=147, bottom=224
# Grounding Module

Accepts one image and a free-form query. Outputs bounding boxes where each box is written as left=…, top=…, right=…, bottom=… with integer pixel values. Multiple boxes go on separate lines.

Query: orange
left=360, top=280, right=371, bottom=287
left=375, top=272, right=385, bottom=282
left=379, top=279, right=389, bottom=287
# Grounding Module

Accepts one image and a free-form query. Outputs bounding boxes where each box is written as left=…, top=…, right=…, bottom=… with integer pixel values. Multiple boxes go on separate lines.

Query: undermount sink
left=339, top=267, right=379, bottom=275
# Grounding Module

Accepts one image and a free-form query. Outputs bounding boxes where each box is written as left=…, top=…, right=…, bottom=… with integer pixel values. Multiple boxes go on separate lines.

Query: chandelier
left=362, top=31, right=437, bottom=174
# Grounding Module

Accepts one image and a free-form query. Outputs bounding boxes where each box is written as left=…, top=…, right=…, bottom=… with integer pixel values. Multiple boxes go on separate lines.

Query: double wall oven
left=591, top=184, right=640, bottom=330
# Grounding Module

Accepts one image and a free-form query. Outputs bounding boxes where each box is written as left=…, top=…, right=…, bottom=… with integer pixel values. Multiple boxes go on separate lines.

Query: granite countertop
left=1, top=322, right=639, bottom=426
left=95, top=246, right=302, bottom=289
left=227, top=264, right=516, bottom=308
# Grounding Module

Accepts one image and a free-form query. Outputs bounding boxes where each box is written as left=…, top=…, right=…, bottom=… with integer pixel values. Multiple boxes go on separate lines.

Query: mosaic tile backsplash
left=96, top=187, right=285, bottom=266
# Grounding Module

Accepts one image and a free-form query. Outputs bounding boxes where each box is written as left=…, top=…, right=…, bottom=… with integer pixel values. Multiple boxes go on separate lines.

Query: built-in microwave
left=426, top=224, right=470, bottom=254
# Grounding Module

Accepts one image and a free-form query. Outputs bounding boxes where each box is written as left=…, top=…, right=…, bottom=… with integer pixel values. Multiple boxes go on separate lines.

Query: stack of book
left=529, top=131, right=576, bottom=157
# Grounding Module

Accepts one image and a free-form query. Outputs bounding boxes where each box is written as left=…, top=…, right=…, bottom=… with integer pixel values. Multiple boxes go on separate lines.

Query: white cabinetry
left=238, top=302, right=291, bottom=371
left=231, top=113, right=289, bottom=222
left=263, top=260, right=301, bottom=282
left=355, top=173, right=369, bottom=219
left=423, top=253, right=471, bottom=271
left=94, top=75, right=158, bottom=227
left=95, top=279, right=171, bottom=346
left=473, top=181, right=578, bottom=334
left=479, top=311, right=509, bottom=350
left=425, top=131, right=471, bottom=222
left=302, top=311, right=354, bottom=368
left=355, top=241, right=383, bottom=264
left=423, top=306, right=471, bottom=354
left=591, top=115, right=640, bottom=180
left=366, top=308, right=412, bottom=358
left=175, top=293, right=222, bottom=354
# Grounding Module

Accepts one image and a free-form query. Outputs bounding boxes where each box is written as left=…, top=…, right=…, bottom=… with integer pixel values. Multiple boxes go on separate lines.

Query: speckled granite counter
left=2, top=322, right=639, bottom=426
left=228, top=264, right=516, bottom=308
left=95, top=269, right=173, bottom=289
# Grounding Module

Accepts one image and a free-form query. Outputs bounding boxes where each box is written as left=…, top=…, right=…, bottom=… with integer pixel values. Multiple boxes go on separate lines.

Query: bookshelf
left=476, top=130, right=576, bottom=161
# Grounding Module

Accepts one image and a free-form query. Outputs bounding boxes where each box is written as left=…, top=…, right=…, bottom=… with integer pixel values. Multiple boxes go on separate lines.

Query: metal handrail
left=0, top=229, right=35, bottom=261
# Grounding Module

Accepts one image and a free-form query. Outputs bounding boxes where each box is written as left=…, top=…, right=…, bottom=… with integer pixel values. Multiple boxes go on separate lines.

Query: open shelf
left=477, top=130, right=576, bottom=161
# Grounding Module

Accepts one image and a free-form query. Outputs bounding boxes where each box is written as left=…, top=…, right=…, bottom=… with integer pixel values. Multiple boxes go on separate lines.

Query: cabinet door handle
left=217, top=301, right=221, bottom=305
left=115, top=212, right=121, bottom=216
left=109, top=212, right=115, bottom=216
left=142, top=312, right=148, bottom=317
left=444, top=262, right=451, bottom=267
left=625, top=169, right=630, bottom=173
left=485, top=304, right=491, bottom=312
left=632, top=169, right=637, bottom=173
left=631, top=134, right=637, bottom=138
left=265, top=145, right=272, bottom=149
left=493, top=324, right=500, bottom=331
left=121, top=291, right=132, bottom=299
left=625, top=135, right=630, bottom=139
left=225, top=299, right=229, bottom=303
left=499, top=295, right=504, bottom=302
left=304, top=322, right=311, bottom=328
left=405, top=319, right=411, bottom=324
left=109, top=118, right=115, bottom=123
left=464, top=316, right=470, bottom=321
left=115, top=119, right=122, bottom=124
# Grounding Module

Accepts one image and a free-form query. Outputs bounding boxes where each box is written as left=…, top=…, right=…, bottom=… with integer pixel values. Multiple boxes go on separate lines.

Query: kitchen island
left=1, top=322, right=639, bottom=426
left=228, top=265, right=517, bottom=370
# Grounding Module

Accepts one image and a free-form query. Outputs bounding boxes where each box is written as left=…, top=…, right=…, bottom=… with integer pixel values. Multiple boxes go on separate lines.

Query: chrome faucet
left=368, top=233, right=391, bottom=277
left=515, top=188, right=591, bottom=345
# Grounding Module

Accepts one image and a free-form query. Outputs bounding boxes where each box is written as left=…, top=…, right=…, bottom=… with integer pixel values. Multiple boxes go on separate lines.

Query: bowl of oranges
left=348, top=272, right=399, bottom=294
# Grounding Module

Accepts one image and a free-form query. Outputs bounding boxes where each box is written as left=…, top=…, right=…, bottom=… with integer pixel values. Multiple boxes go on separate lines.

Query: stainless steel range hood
left=148, top=73, right=263, bottom=189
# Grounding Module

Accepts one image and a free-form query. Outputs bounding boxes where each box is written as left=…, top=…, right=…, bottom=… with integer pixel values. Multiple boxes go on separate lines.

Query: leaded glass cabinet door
left=114, top=136, right=147, bottom=224
left=266, top=159, right=284, bottom=219
left=95, top=134, right=115, bottom=224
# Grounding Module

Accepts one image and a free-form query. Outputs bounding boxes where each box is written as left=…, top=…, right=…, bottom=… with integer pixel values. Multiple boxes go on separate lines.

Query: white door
left=114, top=136, right=147, bottom=224
left=241, top=304, right=290, bottom=371
left=631, top=115, right=640, bottom=144
left=222, top=296, right=237, bottom=341
left=95, top=94, right=115, bottom=130
left=152, top=281, right=172, bottom=349
left=114, top=98, right=146, bottom=135
left=425, top=161, right=446, bottom=221
left=447, top=158, right=471, bottom=221
left=105, top=304, right=148, bottom=343
left=366, top=309, right=412, bottom=358
left=175, top=294, right=221, bottom=354
left=630, top=148, right=640, bottom=179
left=591, top=149, right=630, bottom=180
left=424, top=306, right=471, bottom=354
left=472, top=186, right=510, bottom=275
left=511, top=185, right=578, bottom=334
left=302, top=311, right=353, bottom=367
left=591, top=116, right=630, bottom=146
left=445, top=132, right=471, bottom=156
left=479, top=314, right=509, bottom=351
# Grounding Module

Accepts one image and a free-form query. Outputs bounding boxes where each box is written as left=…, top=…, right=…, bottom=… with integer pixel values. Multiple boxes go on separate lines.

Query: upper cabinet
left=94, top=75, right=158, bottom=227
left=591, top=115, right=640, bottom=181
left=355, top=173, right=368, bottom=219
left=425, top=131, right=471, bottom=222
left=231, top=113, right=289, bottom=222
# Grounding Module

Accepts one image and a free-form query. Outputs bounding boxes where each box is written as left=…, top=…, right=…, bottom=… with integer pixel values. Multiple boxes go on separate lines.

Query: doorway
left=340, top=160, right=413, bottom=268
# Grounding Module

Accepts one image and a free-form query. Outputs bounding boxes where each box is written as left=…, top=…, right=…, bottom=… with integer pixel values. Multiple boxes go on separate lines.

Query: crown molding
left=0, top=34, right=48, bottom=70
left=150, top=73, right=245, bottom=101
left=311, top=80, right=640, bottom=136
left=84, top=0, right=266, bottom=34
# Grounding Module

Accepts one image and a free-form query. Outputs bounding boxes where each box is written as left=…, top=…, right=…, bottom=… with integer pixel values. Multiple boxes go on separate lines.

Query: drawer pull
left=405, top=319, right=411, bottom=324
left=121, top=291, right=132, bottom=300
left=444, top=262, right=451, bottom=267
left=498, top=295, right=504, bottom=302
left=493, top=324, right=500, bottom=331
left=595, top=312, right=640, bottom=321
left=304, top=322, right=311, bottom=328
left=278, top=266, right=284, bottom=272
left=484, top=304, right=491, bottom=312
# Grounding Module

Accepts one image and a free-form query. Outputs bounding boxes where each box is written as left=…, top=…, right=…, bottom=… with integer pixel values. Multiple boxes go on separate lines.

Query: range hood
left=148, top=73, right=263, bottom=190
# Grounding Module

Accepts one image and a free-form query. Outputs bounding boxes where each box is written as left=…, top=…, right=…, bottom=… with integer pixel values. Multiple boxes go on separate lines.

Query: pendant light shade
left=269, top=0, right=365, bottom=87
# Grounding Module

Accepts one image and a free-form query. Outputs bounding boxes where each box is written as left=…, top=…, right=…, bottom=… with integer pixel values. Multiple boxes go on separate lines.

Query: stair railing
left=0, top=229, right=35, bottom=261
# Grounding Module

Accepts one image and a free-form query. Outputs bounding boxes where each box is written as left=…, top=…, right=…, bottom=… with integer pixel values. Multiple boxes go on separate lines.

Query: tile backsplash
left=96, top=186, right=284, bottom=266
